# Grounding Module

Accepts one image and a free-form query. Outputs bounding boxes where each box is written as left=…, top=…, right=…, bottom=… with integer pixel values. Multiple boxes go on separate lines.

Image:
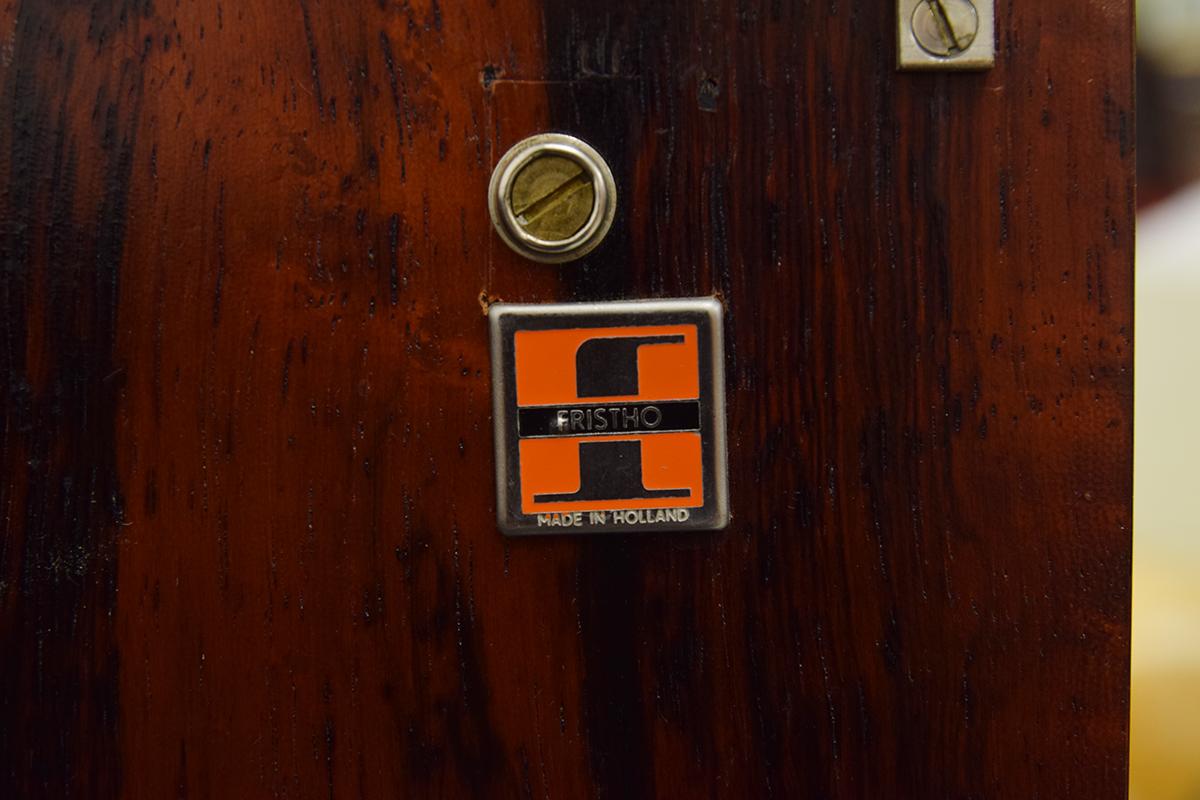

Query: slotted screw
left=508, top=154, right=596, bottom=242
left=488, top=133, right=617, bottom=264
left=911, top=0, right=979, bottom=57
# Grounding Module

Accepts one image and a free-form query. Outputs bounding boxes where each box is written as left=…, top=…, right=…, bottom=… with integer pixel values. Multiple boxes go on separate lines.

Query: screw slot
left=488, top=134, right=617, bottom=264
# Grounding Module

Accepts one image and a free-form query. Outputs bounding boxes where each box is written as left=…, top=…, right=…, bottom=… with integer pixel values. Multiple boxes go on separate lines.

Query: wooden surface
left=0, top=1, right=1134, bottom=797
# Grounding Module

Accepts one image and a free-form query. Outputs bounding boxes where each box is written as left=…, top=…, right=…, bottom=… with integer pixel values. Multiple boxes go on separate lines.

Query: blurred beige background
left=1129, top=3, right=1200, bottom=798
left=1133, top=185, right=1200, bottom=800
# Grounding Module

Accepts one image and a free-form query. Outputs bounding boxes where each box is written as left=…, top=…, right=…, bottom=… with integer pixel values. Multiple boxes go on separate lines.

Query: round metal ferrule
left=488, top=133, right=617, bottom=264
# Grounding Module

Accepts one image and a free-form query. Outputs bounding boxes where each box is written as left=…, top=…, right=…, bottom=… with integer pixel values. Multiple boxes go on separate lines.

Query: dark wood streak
left=0, top=0, right=1132, bottom=797
left=1, top=2, right=146, bottom=795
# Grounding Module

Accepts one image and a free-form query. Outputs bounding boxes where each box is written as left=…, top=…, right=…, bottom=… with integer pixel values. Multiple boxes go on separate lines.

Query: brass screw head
left=911, top=0, right=979, bottom=57
left=509, top=154, right=595, bottom=242
left=489, top=134, right=617, bottom=264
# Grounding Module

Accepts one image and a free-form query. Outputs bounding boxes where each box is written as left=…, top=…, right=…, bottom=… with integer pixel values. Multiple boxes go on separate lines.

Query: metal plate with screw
left=898, top=0, right=994, bottom=71
left=488, top=133, right=618, bottom=264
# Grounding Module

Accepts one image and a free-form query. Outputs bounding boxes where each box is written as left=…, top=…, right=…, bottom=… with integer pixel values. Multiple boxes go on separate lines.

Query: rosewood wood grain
left=1, top=1, right=1133, bottom=797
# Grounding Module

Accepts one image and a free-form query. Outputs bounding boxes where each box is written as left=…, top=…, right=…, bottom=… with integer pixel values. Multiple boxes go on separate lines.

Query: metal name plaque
left=489, top=298, right=729, bottom=535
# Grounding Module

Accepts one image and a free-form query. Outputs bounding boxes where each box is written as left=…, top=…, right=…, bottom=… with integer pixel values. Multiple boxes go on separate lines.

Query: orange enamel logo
left=490, top=299, right=728, bottom=535
left=515, top=324, right=703, bottom=515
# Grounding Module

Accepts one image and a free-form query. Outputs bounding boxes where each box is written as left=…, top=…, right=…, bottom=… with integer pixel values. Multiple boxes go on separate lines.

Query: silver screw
left=911, top=0, right=979, bottom=58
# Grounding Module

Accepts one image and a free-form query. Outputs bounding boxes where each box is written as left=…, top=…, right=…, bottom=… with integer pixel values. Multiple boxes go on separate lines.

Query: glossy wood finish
left=0, top=1, right=1134, bottom=797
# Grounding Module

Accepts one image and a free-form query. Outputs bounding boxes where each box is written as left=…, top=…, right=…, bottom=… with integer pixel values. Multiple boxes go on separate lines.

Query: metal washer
left=488, top=133, right=618, bottom=264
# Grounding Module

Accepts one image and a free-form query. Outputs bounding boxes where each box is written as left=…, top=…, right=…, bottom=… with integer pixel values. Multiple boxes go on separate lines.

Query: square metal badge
left=489, top=298, right=729, bottom=535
